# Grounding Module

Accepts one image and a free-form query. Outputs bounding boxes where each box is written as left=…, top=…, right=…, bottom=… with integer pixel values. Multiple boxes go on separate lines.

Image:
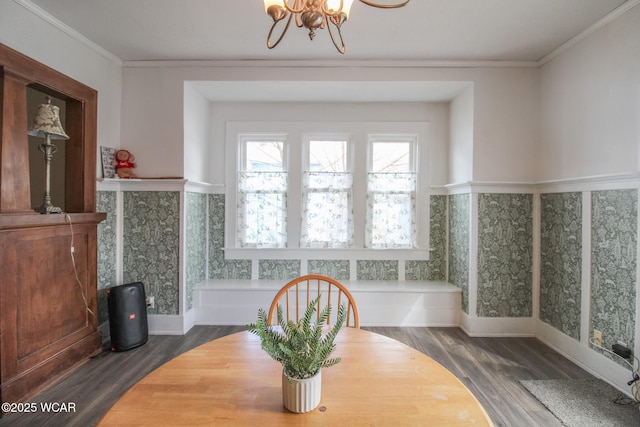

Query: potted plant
left=247, top=297, right=347, bottom=413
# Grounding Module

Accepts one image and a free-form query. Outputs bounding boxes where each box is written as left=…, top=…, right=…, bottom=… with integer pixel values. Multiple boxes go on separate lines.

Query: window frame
left=236, top=134, right=289, bottom=248
left=300, top=134, right=354, bottom=248
left=224, top=121, right=430, bottom=261
left=366, top=135, right=419, bottom=249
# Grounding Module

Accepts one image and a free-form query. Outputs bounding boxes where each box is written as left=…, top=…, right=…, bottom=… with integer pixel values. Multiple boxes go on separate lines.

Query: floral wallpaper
left=259, top=260, right=301, bottom=280
left=477, top=193, right=532, bottom=318
left=185, top=192, right=207, bottom=311
left=591, top=190, right=637, bottom=361
left=123, top=191, right=180, bottom=315
left=540, top=192, right=582, bottom=340
left=96, top=191, right=117, bottom=324
left=208, top=194, right=252, bottom=279
left=308, top=260, right=350, bottom=280
left=449, top=194, right=470, bottom=313
left=357, top=260, right=398, bottom=280
left=406, top=195, right=447, bottom=281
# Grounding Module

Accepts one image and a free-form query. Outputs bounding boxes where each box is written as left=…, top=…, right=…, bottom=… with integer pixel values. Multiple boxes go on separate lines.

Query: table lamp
left=28, top=96, right=69, bottom=214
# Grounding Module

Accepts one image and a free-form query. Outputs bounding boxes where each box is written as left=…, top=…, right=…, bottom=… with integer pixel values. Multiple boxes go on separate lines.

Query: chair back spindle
left=267, top=275, right=359, bottom=328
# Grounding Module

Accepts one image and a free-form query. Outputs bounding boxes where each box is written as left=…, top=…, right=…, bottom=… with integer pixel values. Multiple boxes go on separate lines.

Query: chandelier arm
left=295, top=9, right=302, bottom=28
left=282, top=0, right=305, bottom=14
left=326, top=17, right=346, bottom=54
left=322, top=0, right=344, bottom=17
left=357, top=0, right=410, bottom=8
left=267, top=13, right=294, bottom=49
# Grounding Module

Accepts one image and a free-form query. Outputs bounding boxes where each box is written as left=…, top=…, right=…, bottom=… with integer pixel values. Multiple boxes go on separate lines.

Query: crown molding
left=14, top=0, right=122, bottom=67
left=122, top=59, right=539, bottom=69
left=538, top=0, right=640, bottom=66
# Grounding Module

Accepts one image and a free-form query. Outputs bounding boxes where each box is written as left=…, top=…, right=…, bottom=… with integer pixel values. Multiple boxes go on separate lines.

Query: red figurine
left=114, top=149, right=137, bottom=179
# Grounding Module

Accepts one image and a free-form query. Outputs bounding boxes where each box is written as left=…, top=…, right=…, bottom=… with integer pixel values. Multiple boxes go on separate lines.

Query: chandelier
left=263, top=0, right=410, bottom=54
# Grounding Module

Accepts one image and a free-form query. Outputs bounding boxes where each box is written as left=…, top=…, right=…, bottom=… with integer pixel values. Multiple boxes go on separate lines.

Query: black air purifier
left=107, top=282, right=148, bottom=352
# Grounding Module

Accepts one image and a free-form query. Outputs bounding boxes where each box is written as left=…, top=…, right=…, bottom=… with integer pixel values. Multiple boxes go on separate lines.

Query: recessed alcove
left=26, top=87, right=67, bottom=212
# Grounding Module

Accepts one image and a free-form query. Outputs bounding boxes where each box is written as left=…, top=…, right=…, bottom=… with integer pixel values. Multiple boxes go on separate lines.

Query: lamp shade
left=327, top=0, right=354, bottom=18
left=28, top=98, right=69, bottom=140
left=264, top=0, right=285, bottom=13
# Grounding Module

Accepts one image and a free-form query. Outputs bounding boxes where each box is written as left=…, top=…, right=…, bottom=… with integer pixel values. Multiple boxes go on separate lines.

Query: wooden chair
left=267, top=274, right=360, bottom=328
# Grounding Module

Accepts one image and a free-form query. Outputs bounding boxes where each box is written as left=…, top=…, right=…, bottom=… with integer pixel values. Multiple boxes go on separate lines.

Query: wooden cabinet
left=0, top=43, right=105, bottom=404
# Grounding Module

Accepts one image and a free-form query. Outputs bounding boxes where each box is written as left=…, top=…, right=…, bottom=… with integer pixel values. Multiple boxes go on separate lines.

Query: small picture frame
left=101, top=146, right=117, bottom=178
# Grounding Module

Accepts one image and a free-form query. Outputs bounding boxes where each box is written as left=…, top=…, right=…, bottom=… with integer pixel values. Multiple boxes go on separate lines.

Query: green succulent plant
left=247, top=297, right=347, bottom=380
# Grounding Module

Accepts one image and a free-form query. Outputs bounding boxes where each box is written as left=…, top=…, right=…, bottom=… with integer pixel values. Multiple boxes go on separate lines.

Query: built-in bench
left=193, top=280, right=461, bottom=327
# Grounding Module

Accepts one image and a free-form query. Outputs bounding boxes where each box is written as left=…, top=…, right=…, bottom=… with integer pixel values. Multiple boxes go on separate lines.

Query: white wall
left=184, top=82, right=211, bottom=182
left=0, top=0, right=123, bottom=177
left=207, top=101, right=449, bottom=187
left=538, top=4, right=640, bottom=181
left=120, top=65, right=539, bottom=184
left=449, top=86, right=474, bottom=184
left=472, top=67, right=540, bottom=183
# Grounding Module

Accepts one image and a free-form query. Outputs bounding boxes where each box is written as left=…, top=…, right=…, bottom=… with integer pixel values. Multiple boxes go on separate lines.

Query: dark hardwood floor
left=0, top=326, right=598, bottom=426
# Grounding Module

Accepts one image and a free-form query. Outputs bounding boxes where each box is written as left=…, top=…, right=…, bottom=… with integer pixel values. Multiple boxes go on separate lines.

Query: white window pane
left=367, top=193, right=416, bottom=249
left=302, top=140, right=353, bottom=248
left=309, top=140, right=348, bottom=172
left=367, top=172, right=416, bottom=193
left=245, top=141, right=284, bottom=171
left=305, top=171, right=352, bottom=190
left=238, top=172, right=287, bottom=191
left=302, top=191, right=352, bottom=248
left=372, top=142, right=410, bottom=172
left=238, top=192, right=287, bottom=248
left=367, top=139, right=417, bottom=249
left=238, top=138, right=287, bottom=248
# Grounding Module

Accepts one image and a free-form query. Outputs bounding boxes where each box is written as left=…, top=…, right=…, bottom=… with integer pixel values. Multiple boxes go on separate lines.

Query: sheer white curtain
left=365, top=172, right=417, bottom=249
left=237, top=171, right=287, bottom=248
left=300, top=171, right=353, bottom=248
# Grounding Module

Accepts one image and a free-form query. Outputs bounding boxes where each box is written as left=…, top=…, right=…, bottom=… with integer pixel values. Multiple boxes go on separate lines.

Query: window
left=366, top=138, right=417, bottom=249
left=237, top=138, right=287, bottom=248
left=226, top=121, right=429, bottom=260
left=301, top=138, right=353, bottom=248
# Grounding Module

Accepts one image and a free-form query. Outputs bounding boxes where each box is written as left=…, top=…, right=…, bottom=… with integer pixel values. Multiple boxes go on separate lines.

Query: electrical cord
left=589, top=337, right=638, bottom=371
left=589, top=336, right=640, bottom=406
left=65, top=214, right=96, bottom=320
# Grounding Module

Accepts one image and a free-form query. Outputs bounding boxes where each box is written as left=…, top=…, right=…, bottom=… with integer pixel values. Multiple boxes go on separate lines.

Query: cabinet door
left=0, top=222, right=101, bottom=403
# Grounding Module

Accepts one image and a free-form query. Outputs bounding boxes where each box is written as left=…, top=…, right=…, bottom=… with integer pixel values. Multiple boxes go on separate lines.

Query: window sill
left=222, top=247, right=431, bottom=261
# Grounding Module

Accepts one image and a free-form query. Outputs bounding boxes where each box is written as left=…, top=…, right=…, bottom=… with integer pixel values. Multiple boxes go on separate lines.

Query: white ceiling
left=25, top=0, right=631, bottom=63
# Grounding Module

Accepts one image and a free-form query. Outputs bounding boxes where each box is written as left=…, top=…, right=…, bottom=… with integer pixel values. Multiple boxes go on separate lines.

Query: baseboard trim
left=459, top=311, right=536, bottom=336
left=147, top=314, right=191, bottom=335
left=535, top=320, right=634, bottom=396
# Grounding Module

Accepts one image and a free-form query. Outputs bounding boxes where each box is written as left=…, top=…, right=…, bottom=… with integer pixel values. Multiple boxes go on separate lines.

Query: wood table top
left=98, top=328, right=493, bottom=426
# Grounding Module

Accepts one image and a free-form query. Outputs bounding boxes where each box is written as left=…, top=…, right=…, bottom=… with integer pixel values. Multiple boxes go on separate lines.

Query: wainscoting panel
left=449, top=193, right=470, bottom=313
left=590, top=189, right=637, bottom=357
left=477, top=193, right=533, bottom=318
left=97, top=190, right=118, bottom=324
left=539, top=192, right=582, bottom=340
left=185, top=192, right=207, bottom=311
left=123, top=191, right=180, bottom=315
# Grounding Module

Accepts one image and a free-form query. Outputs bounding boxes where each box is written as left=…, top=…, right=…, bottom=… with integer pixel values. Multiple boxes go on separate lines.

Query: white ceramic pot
left=281, top=370, right=322, bottom=413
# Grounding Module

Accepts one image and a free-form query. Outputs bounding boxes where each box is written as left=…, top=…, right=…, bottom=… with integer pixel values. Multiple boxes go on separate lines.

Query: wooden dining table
left=98, top=328, right=494, bottom=426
